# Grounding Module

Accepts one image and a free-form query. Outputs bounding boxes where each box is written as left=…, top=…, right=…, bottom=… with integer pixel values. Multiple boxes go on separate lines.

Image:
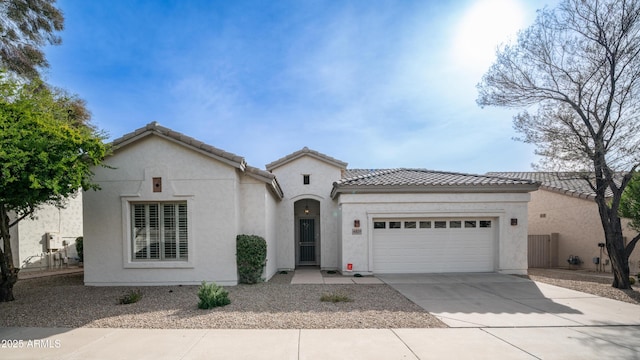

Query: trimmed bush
left=118, top=289, right=142, bottom=304
left=320, top=292, right=353, bottom=303
left=198, top=281, right=231, bottom=309
left=75, top=236, right=83, bottom=262
left=236, top=234, right=267, bottom=284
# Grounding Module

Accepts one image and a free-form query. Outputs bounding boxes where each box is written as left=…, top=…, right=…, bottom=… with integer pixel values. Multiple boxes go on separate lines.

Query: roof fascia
left=112, top=130, right=247, bottom=171
left=244, top=168, right=284, bottom=200
left=540, top=185, right=597, bottom=201
left=331, top=183, right=540, bottom=199
left=267, top=150, right=347, bottom=171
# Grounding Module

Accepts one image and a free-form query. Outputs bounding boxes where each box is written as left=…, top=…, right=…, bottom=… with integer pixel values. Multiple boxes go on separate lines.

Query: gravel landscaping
left=527, top=268, right=640, bottom=304
left=0, top=271, right=445, bottom=329
left=2, top=268, right=638, bottom=330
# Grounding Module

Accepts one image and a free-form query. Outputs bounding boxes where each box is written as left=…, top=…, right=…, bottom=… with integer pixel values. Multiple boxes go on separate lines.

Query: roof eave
left=266, top=148, right=348, bottom=171
left=540, top=185, right=597, bottom=201
left=111, top=128, right=247, bottom=171
left=331, top=183, right=540, bottom=199
left=244, top=167, right=284, bottom=200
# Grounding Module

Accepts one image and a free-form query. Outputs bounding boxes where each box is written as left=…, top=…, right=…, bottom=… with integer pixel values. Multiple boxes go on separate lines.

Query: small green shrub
left=75, top=236, right=83, bottom=262
left=236, top=234, right=267, bottom=284
left=320, top=292, right=353, bottom=303
left=198, top=281, right=231, bottom=309
left=118, top=289, right=142, bottom=304
left=630, top=277, right=636, bottom=285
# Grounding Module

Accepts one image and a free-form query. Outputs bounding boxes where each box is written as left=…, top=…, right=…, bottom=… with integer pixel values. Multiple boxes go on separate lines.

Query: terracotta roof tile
left=486, top=172, right=623, bottom=199
left=112, top=122, right=247, bottom=166
left=332, top=169, right=539, bottom=197
left=266, top=147, right=347, bottom=170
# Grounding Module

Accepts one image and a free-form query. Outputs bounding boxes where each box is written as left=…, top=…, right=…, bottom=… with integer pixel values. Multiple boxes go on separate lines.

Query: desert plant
left=197, top=281, right=231, bottom=309
left=236, top=234, right=267, bottom=284
left=320, top=292, right=353, bottom=303
left=75, top=236, right=83, bottom=263
left=118, top=289, right=142, bottom=304
left=630, top=277, right=636, bottom=286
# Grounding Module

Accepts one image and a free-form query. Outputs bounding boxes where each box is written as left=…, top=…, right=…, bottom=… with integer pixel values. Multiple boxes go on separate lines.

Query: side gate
left=528, top=234, right=558, bottom=268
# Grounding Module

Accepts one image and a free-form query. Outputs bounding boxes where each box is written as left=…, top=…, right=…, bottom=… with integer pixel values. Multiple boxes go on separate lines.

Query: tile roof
left=266, top=147, right=348, bottom=171
left=112, top=122, right=247, bottom=169
left=487, top=172, right=621, bottom=200
left=332, top=169, right=539, bottom=198
left=110, top=122, right=283, bottom=199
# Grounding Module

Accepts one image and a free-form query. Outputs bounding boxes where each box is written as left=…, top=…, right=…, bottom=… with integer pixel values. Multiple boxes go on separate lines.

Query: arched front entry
left=294, top=199, right=321, bottom=266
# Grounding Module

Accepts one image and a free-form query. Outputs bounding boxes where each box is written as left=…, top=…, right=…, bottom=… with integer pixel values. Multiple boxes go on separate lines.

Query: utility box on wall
left=46, top=233, right=64, bottom=250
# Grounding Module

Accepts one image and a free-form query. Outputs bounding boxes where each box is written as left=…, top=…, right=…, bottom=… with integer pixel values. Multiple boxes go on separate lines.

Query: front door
left=298, top=218, right=317, bottom=265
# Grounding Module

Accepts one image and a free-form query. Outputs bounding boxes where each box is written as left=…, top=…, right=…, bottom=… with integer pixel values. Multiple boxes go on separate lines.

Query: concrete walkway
left=290, top=268, right=382, bottom=284
left=1, top=326, right=639, bottom=359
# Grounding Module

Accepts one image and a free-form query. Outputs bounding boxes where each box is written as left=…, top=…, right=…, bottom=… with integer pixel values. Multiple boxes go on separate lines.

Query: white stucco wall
left=12, top=194, right=83, bottom=271
left=84, top=135, right=259, bottom=286
left=238, top=175, right=279, bottom=281
left=270, top=155, right=343, bottom=270
left=337, top=192, right=531, bottom=275
left=528, top=189, right=640, bottom=274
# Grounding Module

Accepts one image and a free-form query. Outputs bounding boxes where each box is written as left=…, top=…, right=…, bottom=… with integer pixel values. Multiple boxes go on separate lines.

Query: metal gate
left=299, top=218, right=316, bottom=264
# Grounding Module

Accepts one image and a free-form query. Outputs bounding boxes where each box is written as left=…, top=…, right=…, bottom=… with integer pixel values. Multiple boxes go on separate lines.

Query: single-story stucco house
left=489, top=172, right=640, bottom=275
left=83, top=122, right=539, bottom=286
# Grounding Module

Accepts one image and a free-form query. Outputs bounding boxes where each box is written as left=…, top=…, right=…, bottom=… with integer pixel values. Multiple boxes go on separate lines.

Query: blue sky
left=44, top=0, right=559, bottom=173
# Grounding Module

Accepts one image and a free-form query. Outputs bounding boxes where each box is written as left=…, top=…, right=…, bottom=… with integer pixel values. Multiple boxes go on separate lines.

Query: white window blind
left=132, top=202, right=187, bottom=261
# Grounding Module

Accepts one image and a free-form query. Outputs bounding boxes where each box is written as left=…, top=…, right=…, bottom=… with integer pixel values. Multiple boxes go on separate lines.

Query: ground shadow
left=379, top=273, right=583, bottom=315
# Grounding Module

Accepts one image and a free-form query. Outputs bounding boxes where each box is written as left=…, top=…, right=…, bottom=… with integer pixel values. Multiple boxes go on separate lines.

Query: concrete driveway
left=378, top=273, right=640, bottom=328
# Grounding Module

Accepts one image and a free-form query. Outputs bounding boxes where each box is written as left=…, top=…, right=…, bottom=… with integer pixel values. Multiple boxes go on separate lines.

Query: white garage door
left=373, top=218, right=496, bottom=273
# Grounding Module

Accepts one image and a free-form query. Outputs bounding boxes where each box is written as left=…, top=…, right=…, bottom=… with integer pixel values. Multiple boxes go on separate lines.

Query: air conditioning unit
left=46, top=233, right=64, bottom=250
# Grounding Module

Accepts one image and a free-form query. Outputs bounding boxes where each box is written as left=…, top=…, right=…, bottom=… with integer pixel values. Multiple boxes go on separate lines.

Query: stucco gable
left=111, top=122, right=247, bottom=171
left=266, top=147, right=348, bottom=171
left=110, top=122, right=283, bottom=200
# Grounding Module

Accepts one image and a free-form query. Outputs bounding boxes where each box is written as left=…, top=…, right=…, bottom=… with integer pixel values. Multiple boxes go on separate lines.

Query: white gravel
left=0, top=272, right=445, bottom=329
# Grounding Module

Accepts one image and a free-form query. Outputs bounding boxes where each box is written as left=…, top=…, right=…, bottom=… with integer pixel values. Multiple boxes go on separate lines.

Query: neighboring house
left=83, top=122, right=539, bottom=286
left=489, top=172, right=640, bottom=275
left=8, top=194, right=83, bottom=272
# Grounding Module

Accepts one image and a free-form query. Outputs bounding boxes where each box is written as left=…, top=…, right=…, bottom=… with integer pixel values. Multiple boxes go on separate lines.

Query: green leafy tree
left=477, top=0, right=640, bottom=288
left=0, top=0, right=64, bottom=79
left=0, top=74, right=108, bottom=301
left=620, top=173, right=640, bottom=252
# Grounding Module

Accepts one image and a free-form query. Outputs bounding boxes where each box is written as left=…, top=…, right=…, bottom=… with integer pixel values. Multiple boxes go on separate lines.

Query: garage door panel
left=373, top=218, right=495, bottom=273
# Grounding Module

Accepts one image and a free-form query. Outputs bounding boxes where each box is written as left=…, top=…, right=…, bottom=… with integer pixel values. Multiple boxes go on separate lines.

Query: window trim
left=122, top=198, right=194, bottom=269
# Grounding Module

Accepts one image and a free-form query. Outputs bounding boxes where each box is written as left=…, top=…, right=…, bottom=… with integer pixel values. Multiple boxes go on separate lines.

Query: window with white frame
left=131, top=202, right=188, bottom=261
